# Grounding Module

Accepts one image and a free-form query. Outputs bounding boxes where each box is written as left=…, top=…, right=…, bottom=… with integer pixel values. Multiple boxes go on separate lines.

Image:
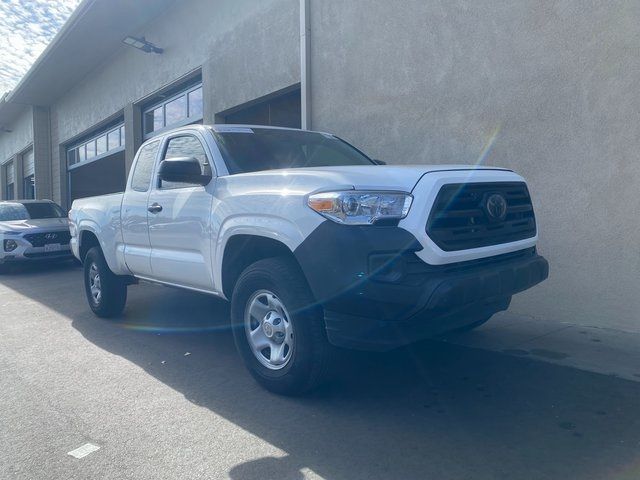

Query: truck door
left=121, top=139, right=160, bottom=277
left=146, top=133, right=214, bottom=290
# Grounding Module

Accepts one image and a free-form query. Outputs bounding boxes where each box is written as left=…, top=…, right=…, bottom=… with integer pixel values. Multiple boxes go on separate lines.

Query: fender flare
left=77, top=221, right=123, bottom=273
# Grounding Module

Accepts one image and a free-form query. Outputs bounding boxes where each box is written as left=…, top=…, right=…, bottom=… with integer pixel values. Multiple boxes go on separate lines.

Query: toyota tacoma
left=69, top=125, right=548, bottom=394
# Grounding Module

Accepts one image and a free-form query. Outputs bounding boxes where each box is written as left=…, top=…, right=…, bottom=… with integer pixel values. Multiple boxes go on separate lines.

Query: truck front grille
left=23, top=231, right=71, bottom=247
left=426, top=182, right=536, bottom=251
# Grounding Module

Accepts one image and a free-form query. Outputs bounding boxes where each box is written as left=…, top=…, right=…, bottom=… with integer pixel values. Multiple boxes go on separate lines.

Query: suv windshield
left=214, top=127, right=375, bottom=174
left=0, top=202, right=65, bottom=221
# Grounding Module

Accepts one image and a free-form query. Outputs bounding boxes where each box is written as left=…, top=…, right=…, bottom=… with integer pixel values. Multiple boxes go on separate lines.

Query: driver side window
left=159, top=135, right=208, bottom=189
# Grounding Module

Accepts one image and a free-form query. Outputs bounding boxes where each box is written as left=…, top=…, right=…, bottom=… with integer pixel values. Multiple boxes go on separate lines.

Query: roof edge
left=5, top=0, right=97, bottom=104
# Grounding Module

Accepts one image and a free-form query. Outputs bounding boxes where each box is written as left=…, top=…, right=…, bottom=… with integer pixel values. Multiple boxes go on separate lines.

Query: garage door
left=224, top=88, right=301, bottom=129
left=67, top=123, right=127, bottom=203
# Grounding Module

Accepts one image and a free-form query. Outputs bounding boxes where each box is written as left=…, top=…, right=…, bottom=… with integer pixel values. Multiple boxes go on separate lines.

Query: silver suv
left=0, top=200, right=72, bottom=271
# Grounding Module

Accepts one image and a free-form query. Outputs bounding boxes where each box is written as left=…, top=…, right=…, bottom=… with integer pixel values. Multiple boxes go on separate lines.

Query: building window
left=67, top=121, right=125, bottom=167
left=143, top=83, right=203, bottom=138
left=22, top=149, right=35, bottom=199
left=96, top=135, right=107, bottom=156
left=4, top=160, right=15, bottom=200
left=188, top=87, right=203, bottom=118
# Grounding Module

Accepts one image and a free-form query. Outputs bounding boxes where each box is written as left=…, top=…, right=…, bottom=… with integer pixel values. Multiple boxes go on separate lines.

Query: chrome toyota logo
left=484, top=194, right=508, bottom=222
left=44, top=233, right=58, bottom=240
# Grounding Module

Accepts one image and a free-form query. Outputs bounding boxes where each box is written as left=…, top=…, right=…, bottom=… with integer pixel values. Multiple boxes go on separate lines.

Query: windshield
left=214, top=128, right=375, bottom=174
left=0, top=202, right=65, bottom=221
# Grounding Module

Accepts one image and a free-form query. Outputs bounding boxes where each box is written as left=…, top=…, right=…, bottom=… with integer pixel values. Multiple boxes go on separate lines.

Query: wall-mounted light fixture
left=122, top=36, right=163, bottom=54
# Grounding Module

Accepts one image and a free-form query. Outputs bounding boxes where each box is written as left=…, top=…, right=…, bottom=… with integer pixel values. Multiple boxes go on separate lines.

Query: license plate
left=44, top=244, right=61, bottom=253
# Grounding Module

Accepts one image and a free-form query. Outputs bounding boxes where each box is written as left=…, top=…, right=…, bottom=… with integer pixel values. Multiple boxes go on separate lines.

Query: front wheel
left=83, top=247, right=127, bottom=318
left=231, top=257, right=331, bottom=395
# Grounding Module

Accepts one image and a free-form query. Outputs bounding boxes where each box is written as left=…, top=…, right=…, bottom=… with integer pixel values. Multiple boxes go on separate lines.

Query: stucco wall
left=310, top=0, right=640, bottom=332
left=50, top=0, right=298, bottom=205
left=3, top=0, right=637, bottom=333
left=0, top=108, right=33, bottom=165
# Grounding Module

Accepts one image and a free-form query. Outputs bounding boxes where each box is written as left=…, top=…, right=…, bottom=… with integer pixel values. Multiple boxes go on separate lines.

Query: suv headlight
left=4, top=239, right=18, bottom=252
left=308, top=190, right=413, bottom=225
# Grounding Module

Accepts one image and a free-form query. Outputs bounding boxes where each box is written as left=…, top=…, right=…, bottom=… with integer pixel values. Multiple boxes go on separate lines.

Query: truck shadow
left=2, top=264, right=640, bottom=479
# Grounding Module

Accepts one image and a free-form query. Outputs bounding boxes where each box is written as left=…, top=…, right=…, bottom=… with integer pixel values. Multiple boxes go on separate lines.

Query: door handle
left=148, top=203, right=163, bottom=214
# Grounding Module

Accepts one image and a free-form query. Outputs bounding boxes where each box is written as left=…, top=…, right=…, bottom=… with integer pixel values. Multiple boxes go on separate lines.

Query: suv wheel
left=231, top=257, right=331, bottom=395
left=83, top=247, right=127, bottom=318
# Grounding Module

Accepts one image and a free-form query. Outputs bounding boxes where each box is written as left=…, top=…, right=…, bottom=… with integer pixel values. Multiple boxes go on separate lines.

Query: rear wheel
left=231, top=257, right=331, bottom=395
left=83, top=247, right=127, bottom=318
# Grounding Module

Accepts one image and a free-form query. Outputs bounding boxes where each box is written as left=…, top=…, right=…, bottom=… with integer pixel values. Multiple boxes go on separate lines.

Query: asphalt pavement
left=1, top=262, right=639, bottom=480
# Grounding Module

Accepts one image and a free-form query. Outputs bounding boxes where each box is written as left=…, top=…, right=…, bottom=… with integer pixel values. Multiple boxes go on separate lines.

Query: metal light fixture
left=122, top=36, right=163, bottom=54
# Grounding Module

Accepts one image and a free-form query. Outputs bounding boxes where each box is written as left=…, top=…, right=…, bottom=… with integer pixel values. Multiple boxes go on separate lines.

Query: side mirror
left=372, top=159, right=387, bottom=165
left=158, top=157, right=212, bottom=185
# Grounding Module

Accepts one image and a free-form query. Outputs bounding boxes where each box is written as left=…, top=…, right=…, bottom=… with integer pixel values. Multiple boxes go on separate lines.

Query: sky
left=0, top=0, right=81, bottom=96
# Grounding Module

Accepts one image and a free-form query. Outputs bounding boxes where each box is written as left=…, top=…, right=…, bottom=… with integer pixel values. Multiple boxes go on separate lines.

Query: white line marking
left=67, top=443, right=100, bottom=459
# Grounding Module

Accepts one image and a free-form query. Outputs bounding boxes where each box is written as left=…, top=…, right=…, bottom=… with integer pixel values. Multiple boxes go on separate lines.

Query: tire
left=83, top=247, right=127, bottom=318
left=231, top=257, right=331, bottom=395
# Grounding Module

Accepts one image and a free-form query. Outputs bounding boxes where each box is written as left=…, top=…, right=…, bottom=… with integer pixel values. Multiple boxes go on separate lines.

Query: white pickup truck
left=70, top=124, right=548, bottom=394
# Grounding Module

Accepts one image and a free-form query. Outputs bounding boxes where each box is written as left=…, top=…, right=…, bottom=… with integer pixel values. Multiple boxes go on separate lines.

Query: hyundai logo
left=44, top=233, right=58, bottom=241
left=484, top=194, right=508, bottom=222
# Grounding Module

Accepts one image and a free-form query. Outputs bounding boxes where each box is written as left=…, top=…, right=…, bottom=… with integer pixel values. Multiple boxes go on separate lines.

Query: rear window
left=0, top=202, right=65, bottom=221
left=214, top=128, right=374, bottom=174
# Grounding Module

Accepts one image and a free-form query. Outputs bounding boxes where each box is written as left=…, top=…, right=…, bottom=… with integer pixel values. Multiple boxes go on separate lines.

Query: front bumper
left=294, top=222, right=548, bottom=351
left=0, top=235, right=73, bottom=265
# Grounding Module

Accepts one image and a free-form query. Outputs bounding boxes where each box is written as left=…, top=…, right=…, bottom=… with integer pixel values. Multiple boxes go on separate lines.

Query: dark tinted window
left=0, top=202, right=64, bottom=221
left=160, top=136, right=208, bottom=189
left=214, top=128, right=374, bottom=174
left=131, top=140, right=160, bottom=192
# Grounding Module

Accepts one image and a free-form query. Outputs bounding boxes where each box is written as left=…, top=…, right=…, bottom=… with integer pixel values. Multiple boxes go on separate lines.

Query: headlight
left=308, top=190, right=413, bottom=225
left=3, top=240, right=18, bottom=252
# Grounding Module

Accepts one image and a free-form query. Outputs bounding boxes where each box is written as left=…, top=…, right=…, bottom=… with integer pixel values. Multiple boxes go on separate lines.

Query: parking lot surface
left=1, top=262, right=639, bottom=480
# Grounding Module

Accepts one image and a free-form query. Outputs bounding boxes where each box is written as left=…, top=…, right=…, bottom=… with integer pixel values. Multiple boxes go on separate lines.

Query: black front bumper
left=294, top=222, right=549, bottom=351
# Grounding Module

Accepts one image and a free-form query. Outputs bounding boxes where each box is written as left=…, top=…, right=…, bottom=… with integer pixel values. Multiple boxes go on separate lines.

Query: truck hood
left=223, top=165, right=510, bottom=193
left=0, top=217, right=69, bottom=233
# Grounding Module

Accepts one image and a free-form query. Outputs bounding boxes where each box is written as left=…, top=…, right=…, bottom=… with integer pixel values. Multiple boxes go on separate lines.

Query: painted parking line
left=67, top=443, right=100, bottom=459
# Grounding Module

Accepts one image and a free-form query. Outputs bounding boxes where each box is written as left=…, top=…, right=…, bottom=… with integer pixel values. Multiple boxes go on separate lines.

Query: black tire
left=83, top=247, right=127, bottom=318
left=231, top=256, right=331, bottom=395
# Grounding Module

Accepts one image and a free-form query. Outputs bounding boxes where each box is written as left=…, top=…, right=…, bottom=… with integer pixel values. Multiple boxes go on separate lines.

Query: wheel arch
left=220, top=234, right=305, bottom=300
left=78, top=229, right=101, bottom=262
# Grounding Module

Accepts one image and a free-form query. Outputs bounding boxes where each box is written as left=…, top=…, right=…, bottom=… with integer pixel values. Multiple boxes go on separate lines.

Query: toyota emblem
left=484, top=194, right=508, bottom=222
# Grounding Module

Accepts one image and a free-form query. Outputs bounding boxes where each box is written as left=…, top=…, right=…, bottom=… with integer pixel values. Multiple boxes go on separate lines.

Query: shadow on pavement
left=2, top=264, right=640, bottom=479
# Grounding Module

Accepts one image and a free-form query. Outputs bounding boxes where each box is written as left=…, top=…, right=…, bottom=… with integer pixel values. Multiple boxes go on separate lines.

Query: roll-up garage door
left=23, top=149, right=34, bottom=177
left=67, top=122, right=127, bottom=203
